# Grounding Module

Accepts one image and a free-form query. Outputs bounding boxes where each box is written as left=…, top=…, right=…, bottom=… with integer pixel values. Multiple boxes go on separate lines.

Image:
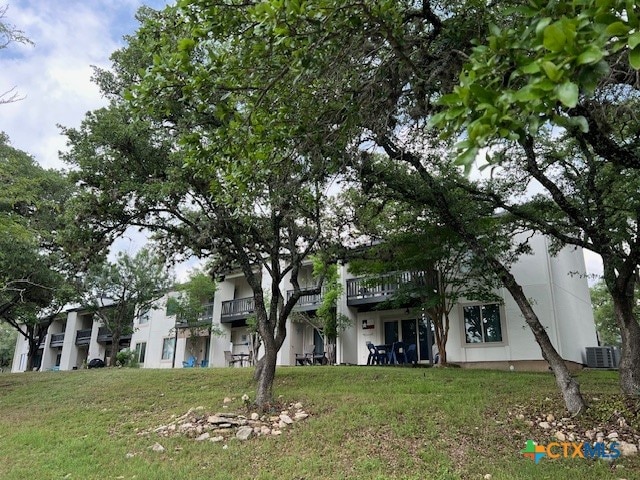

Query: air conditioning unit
left=585, top=346, right=619, bottom=369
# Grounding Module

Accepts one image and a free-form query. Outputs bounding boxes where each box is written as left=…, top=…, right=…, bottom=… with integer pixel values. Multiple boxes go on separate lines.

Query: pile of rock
left=513, top=410, right=639, bottom=458
left=141, top=400, right=310, bottom=445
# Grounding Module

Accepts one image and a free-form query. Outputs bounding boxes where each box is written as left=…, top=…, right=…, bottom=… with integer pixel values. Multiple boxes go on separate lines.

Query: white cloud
left=583, top=249, right=603, bottom=285
left=0, top=0, right=169, bottom=168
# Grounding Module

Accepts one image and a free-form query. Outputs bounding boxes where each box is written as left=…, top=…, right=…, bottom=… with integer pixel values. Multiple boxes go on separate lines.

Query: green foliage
left=589, top=279, right=638, bottom=347
left=115, top=348, right=137, bottom=368
left=63, top=3, right=339, bottom=403
left=79, top=249, right=173, bottom=366
left=311, top=256, right=349, bottom=341
left=166, top=270, right=220, bottom=336
left=433, top=0, right=640, bottom=168
left=0, top=133, right=74, bottom=368
left=0, top=322, right=16, bottom=368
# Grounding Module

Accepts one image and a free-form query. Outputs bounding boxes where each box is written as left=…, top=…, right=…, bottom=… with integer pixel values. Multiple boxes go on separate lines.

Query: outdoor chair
left=366, top=342, right=386, bottom=365
left=182, top=356, right=196, bottom=368
left=311, top=349, right=328, bottom=365
left=389, top=341, right=407, bottom=365
left=224, top=350, right=241, bottom=367
left=406, top=343, right=417, bottom=366
left=295, top=344, right=315, bottom=365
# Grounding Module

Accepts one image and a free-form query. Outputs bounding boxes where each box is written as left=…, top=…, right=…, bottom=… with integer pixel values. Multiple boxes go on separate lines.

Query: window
left=161, top=338, right=175, bottom=360
left=463, top=304, right=503, bottom=344
left=138, top=309, right=150, bottom=325
left=135, top=342, right=147, bottom=363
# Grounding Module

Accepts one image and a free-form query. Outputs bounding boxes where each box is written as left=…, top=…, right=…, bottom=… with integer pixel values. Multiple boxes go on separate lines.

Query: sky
left=0, top=0, right=604, bottom=282
left=1, top=0, right=170, bottom=169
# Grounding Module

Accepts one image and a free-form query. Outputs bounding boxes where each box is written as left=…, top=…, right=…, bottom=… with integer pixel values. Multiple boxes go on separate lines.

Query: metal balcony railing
left=346, top=270, right=438, bottom=306
left=221, top=297, right=255, bottom=323
left=175, top=303, right=214, bottom=328
left=286, top=288, right=324, bottom=311
left=50, top=333, right=65, bottom=348
left=97, top=326, right=133, bottom=343
left=75, top=329, right=92, bottom=346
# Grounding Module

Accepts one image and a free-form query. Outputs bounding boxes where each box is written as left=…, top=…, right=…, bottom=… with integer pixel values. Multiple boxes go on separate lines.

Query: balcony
left=221, top=297, right=255, bottom=323
left=97, top=326, right=133, bottom=344
left=75, top=329, right=92, bottom=346
left=176, top=303, right=215, bottom=329
left=50, top=333, right=65, bottom=348
left=286, top=288, right=324, bottom=312
left=346, top=270, right=438, bottom=307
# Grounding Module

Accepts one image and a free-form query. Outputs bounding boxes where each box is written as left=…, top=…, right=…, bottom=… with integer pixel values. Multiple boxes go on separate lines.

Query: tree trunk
left=109, top=331, right=120, bottom=367
left=609, top=286, right=640, bottom=395
left=26, top=339, right=37, bottom=371
left=255, top=337, right=278, bottom=408
left=437, top=311, right=450, bottom=365
left=374, top=137, right=587, bottom=414
left=499, top=265, right=587, bottom=415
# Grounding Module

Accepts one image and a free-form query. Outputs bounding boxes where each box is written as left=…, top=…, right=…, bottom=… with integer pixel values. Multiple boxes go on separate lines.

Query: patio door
left=384, top=318, right=433, bottom=362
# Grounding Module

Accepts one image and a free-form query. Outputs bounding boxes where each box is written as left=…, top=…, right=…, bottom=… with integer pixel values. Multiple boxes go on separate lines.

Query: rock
left=526, top=420, right=534, bottom=427
left=280, top=414, right=294, bottom=425
left=223, top=397, right=232, bottom=404
left=539, top=422, right=551, bottom=429
left=278, top=420, right=288, bottom=429
left=568, top=433, right=575, bottom=442
left=219, top=423, right=233, bottom=429
left=555, top=431, right=566, bottom=442
left=236, top=426, right=253, bottom=441
left=195, top=406, right=204, bottom=411
left=250, top=413, right=260, bottom=421
left=260, top=426, right=271, bottom=435
left=195, top=432, right=210, bottom=441
left=608, top=432, right=619, bottom=440
left=293, top=402, right=303, bottom=410
left=179, top=422, right=194, bottom=431
left=546, top=414, right=555, bottom=422
left=515, top=414, right=525, bottom=421
left=294, top=412, right=309, bottom=421
left=222, top=444, right=228, bottom=450
left=150, top=443, right=165, bottom=453
left=271, top=429, right=282, bottom=436
left=618, top=441, right=638, bottom=457
left=125, top=453, right=135, bottom=459
left=241, top=394, right=249, bottom=402
left=484, top=475, right=492, bottom=480
left=210, top=436, right=224, bottom=443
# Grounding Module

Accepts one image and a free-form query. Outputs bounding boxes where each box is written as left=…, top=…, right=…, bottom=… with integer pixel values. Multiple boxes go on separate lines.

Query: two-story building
left=12, top=234, right=598, bottom=372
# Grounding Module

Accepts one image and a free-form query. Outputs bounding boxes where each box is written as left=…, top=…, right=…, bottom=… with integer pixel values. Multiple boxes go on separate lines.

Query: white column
left=60, top=311, right=79, bottom=370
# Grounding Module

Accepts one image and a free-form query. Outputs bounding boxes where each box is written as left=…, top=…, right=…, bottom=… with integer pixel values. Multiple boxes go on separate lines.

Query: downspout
left=172, top=327, right=178, bottom=369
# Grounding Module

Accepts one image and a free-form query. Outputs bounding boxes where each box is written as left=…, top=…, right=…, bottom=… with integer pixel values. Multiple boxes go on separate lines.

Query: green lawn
left=0, top=367, right=637, bottom=479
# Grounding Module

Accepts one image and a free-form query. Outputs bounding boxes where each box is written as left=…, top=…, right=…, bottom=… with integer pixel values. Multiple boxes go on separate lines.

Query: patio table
left=232, top=353, right=249, bottom=367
